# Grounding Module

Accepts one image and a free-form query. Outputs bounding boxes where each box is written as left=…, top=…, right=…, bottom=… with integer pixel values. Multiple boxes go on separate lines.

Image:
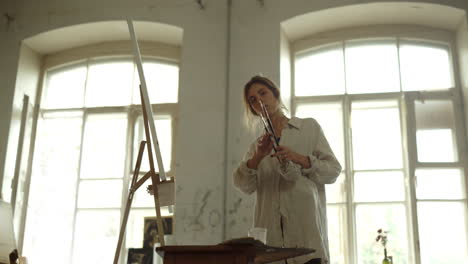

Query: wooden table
left=156, top=238, right=315, bottom=264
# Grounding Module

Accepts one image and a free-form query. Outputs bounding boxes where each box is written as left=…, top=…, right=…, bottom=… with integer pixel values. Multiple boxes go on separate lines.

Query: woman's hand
left=271, top=145, right=311, bottom=168
left=247, top=133, right=274, bottom=169
left=255, top=133, right=274, bottom=158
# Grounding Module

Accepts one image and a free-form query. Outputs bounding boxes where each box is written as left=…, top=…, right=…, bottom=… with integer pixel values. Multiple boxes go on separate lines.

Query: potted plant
left=376, top=229, right=392, bottom=264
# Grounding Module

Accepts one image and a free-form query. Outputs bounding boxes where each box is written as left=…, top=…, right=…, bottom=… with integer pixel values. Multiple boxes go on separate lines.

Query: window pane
left=23, top=112, right=82, bottom=264
left=85, top=59, right=134, bottom=107
left=418, top=202, right=468, bottom=264
left=130, top=176, right=158, bottom=208
left=295, top=44, right=345, bottom=96
left=345, top=39, right=400, bottom=94
left=356, top=204, right=409, bottom=264
left=354, top=171, right=405, bottom=202
left=133, top=61, right=179, bottom=104
left=77, top=179, right=123, bottom=208
left=326, top=173, right=346, bottom=203
left=80, top=113, right=128, bottom=179
left=295, top=102, right=345, bottom=167
left=351, top=100, right=403, bottom=170
left=44, top=65, right=86, bottom=109
left=417, top=129, right=456, bottom=162
left=133, top=116, right=172, bottom=173
left=416, top=169, right=465, bottom=200
left=400, top=43, right=453, bottom=91
left=415, top=100, right=457, bottom=162
left=326, top=204, right=348, bottom=264
left=72, top=210, right=120, bottom=264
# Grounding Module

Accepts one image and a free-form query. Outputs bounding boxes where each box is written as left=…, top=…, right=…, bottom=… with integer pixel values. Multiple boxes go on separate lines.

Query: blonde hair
left=242, top=75, right=287, bottom=130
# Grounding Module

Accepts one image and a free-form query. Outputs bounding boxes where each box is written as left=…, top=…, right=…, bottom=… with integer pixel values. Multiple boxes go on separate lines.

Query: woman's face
left=247, top=82, right=279, bottom=116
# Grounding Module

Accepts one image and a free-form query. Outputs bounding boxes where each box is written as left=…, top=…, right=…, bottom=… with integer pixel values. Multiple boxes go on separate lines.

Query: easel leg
left=150, top=172, right=166, bottom=245
left=140, top=86, right=166, bottom=246
left=113, top=141, right=146, bottom=264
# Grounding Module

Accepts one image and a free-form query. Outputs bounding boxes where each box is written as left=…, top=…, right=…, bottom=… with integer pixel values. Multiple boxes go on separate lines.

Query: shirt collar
left=287, top=117, right=302, bottom=130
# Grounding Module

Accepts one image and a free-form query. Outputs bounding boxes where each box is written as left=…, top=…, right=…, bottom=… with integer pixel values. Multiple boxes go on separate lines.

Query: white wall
left=0, top=0, right=20, bottom=201
left=1, top=44, right=42, bottom=206
left=1, top=0, right=468, bottom=249
left=455, top=15, right=468, bottom=205
left=456, top=15, right=468, bottom=145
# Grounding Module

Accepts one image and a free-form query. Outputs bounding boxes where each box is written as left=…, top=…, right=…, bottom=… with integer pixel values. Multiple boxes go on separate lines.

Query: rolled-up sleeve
left=233, top=144, right=258, bottom=194
left=302, top=121, right=342, bottom=184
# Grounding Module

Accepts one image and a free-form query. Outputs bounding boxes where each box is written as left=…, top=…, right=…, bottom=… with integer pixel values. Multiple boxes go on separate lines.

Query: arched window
left=23, top=55, right=179, bottom=263
left=294, top=37, right=467, bottom=264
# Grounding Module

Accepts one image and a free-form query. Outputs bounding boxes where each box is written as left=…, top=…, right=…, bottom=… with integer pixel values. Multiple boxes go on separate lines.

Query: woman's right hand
left=255, top=133, right=274, bottom=158
left=247, top=133, right=273, bottom=169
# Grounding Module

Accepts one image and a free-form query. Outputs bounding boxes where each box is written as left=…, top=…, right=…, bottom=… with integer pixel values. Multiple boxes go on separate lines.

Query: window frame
left=292, top=26, right=468, bottom=264
left=20, top=41, right=180, bottom=264
left=404, top=89, right=468, bottom=264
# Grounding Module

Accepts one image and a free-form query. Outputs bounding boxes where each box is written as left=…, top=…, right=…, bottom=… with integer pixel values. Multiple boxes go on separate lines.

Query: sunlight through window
left=295, top=44, right=345, bottom=96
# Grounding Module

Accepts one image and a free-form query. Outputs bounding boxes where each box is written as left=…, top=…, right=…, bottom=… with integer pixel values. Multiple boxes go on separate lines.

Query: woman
left=233, top=76, right=342, bottom=264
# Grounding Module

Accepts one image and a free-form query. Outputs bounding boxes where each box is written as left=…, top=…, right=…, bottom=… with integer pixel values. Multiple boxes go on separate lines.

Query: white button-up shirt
left=233, top=117, right=342, bottom=264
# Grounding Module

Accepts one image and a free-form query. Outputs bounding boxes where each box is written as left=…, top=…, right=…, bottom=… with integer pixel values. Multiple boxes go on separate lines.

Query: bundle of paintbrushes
left=258, top=100, right=289, bottom=171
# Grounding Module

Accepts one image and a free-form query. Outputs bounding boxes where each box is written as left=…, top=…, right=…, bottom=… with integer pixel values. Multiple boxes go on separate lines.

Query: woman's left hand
left=271, top=145, right=311, bottom=168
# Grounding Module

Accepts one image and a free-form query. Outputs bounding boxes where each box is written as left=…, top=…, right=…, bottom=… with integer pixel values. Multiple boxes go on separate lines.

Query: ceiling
left=23, top=2, right=467, bottom=54
left=24, top=21, right=183, bottom=54
left=282, top=2, right=467, bottom=41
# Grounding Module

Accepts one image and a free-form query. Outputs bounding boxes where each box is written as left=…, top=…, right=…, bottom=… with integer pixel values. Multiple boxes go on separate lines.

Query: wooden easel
left=113, top=19, right=173, bottom=264
left=113, top=86, right=171, bottom=264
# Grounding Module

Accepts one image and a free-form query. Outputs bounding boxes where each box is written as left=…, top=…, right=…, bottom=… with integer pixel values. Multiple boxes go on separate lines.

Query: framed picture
left=127, top=248, right=152, bottom=264
left=143, top=216, right=173, bottom=248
